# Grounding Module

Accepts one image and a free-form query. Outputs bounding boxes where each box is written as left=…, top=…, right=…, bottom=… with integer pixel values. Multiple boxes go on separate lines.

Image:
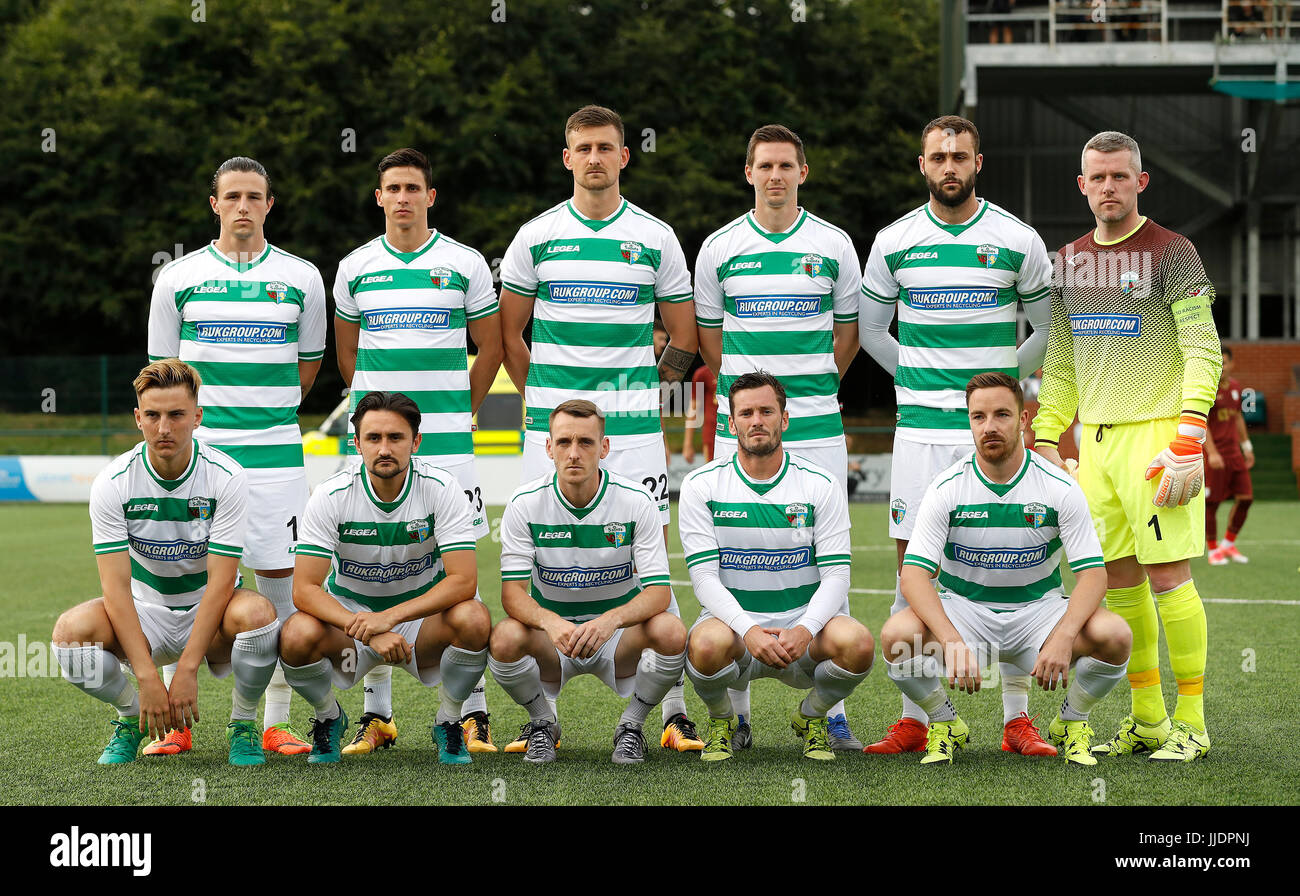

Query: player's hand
left=942, top=640, right=982, bottom=694
left=1031, top=633, right=1073, bottom=691
left=682, top=442, right=695, bottom=464
left=743, top=626, right=793, bottom=669
left=167, top=666, right=200, bottom=729
left=567, top=616, right=618, bottom=659
left=775, top=625, right=813, bottom=664
left=1146, top=438, right=1205, bottom=507
left=1206, top=451, right=1224, bottom=471
left=346, top=610, right=394, bottom=642
left=1243, top=446, right=1255, bottom=470
left=137, top=675, right=173, bottom=737
left=368, top=631, right=412, bottom=665
left=1033, top=443, right=1067, bottom=471
left=544, top=619, right=578, bottom=656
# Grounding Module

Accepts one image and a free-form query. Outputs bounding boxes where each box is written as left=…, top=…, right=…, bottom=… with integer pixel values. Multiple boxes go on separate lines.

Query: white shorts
left=543, top=627, right=633, bottom=700
left=937, top=595, right=1070, bottom=676
left=326, top=595, right=441, bottom=690
left=244, top=473, right=310, bottom=571
left=713, top=436, right=849, bottom=492
left=437, top=456, right=489, bottom=541
left=131, top=599, right=231, bottom=678
left=690, top=605, right=853, bottom=689
left=523, top=432, right=670, bottom=524
left=889, top=435, right=973, bottom=540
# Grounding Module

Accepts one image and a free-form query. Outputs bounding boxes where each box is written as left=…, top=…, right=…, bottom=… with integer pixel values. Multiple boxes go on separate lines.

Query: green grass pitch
left=1, top=501, right=1296, bottom=806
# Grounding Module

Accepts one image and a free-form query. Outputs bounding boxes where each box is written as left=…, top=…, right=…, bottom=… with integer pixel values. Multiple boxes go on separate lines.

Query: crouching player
left=680, top=372, right=874, bottom=762
left=282, top=391, right=490, bottom=764
left=883, top=373, right=1131, bottom=765
left=489, top=400, right=687, bottom=764
left=53, top=360, right=280, bottom=766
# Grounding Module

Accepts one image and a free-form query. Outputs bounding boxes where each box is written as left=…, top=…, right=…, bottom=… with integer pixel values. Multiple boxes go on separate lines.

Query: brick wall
left=1223, top=340, right=1300, bottom=435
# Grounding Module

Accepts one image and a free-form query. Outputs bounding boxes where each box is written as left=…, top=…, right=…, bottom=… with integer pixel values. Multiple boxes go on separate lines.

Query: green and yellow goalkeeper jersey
left=1033, top=218, right=1222, bottom=444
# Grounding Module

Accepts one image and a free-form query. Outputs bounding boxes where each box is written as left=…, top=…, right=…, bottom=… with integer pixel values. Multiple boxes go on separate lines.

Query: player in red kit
left=1204, top=347, right=1254, bottom=565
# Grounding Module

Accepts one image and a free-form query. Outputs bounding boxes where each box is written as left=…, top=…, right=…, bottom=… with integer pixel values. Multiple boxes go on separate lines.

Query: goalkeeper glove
left=1144, top=414, right=1207, bottom=507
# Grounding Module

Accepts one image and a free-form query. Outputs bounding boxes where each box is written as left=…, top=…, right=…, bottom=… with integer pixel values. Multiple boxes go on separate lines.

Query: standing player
left=858, top=116, right=1054, bottom=755
left=694, top=124, right=864, bottom=749
left=1033, top=131, right=1221, bottom=761
left=883, top=373, right=1130, bottom=766
left=489, top=400, right=687, bottom=764
left=334, top=149, right=502, bottom=755
left=52, top=360, right=281, bottom=765
left=1204, top=348, right=1254, bottom=565
left=499, top=104, right=703, bottom=751
left=284, top=391, right=491, bottom=764
left=148, top=157, right=325, bottom=757
left=680, top=372, right=875, bottom=762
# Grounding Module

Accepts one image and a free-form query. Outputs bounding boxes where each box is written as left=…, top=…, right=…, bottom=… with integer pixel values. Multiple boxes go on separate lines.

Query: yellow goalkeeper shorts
left=1078, top=418, right=1205, bottom=565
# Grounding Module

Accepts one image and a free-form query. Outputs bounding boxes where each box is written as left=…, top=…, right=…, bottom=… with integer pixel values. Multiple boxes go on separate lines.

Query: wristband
left=1241, top=439, right=1253, bottom=453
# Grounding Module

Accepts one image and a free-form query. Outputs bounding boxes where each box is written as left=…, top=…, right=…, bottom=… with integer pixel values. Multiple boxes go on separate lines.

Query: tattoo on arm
left=657, top=344, right=695, bottom=384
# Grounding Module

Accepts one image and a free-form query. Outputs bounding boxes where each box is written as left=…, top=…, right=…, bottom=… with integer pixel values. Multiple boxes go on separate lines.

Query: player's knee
left=880, top=612, right=921, bottom=661
left=646, top=612, right=687, bottom=655
left=489, top=618, right=529, bottom=662
left=686, top=623, right=731, bottom=671
left=279, top=612, right=323, bottom=665
left=230, top=592, right=276, bottom=632
left=52, top=601, right=98, bottom=645
left=449, top=599, right=491, bottom=650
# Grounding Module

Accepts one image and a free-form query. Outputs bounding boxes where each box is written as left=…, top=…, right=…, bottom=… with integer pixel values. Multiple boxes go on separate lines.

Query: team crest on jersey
left=620, top=241, right=644, bottom=264
left=429, top=266, right=453, bottom=289
left=406, top=519, right=431, bottom=543
left=785, top=502, right=809, bottom=529
left=603, top=522, right=627, bottom=548
left=977, top=244, right=999, bottom=268
left=1023, top=502, right=1047, bottom=529
left=1120, top=271, right=1140, bottom=295
left=890, top=498, right=906, bottom=525
left=188, top=497, right=212, bottom=520
left=801, top=254, right=824, bottom=277
left=265, top=281, right=288, bottom=303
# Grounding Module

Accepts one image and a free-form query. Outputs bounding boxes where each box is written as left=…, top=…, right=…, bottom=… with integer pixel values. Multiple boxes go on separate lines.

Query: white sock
left=255, top=574, right=296, bottom=727
left=487, top=654, right=555, bottom=723
left=1061, top=656, right=1128, bottom=721
left=660, top=681, right=687, bottom=722
left=437, top=645, right=488, bottom=724
left=462, top=676, right=488, bottom=716
left=685, top=658, right=740, bottom=719
left=729, top=686, right=751, bottom=722
left=281, top=658, right=336, bottom=718
left=363, top=665, right=393, bottom=718
left=230, top=620, right=280, bottom=721
left=890, top=573, right=928, bottom=723
left=825, top=699, right=847, bottom=721
left=54, top=645, right=139, bottom=717
left=621, top=650, right=685, bottom=727
left=886, top=656, right=954, bottom=722
left=801, top=659, right=870, bottom=718
left=1001, top=669, right=1030, bottom=724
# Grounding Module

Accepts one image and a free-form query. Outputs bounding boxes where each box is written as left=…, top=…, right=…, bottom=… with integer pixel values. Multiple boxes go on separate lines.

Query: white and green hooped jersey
left=499, top=469, right=671, bottom=623
left=296, top=458, right=475, bottom=613
left=90, top=439, right=247, bottom=610
left=148, top=242, right=327, bottom=479
left=860, top=200, right=1051, bottom=444
left=902, top=451, right=1104, bottom=612
left=678, top=451, right=851, bottom=616
left=695, top=209, right=861, bottom=446
left=333, top=232, right=498, bottom=459
left=499, top=199, right=692, bottom=446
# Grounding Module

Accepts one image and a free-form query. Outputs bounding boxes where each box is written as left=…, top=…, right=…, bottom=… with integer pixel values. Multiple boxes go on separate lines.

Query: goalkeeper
left=1032, top=131, right=1220, bottom=763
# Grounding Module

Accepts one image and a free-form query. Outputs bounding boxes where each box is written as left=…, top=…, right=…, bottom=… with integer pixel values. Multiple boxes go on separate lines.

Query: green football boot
left=1047, top=716, right=1097, bottom=766
left=97, top=717, right=147, bottom=765
left=1148, top=720, right=1210, bottom=762
left=920, top=716, right=970, bottom=765
left=790, top=708, right=834, bottom=761
left=433, top=720, right=473, bottom=765
left=306, top=704, right=348, bottom=764
left=701, top=716, right=735, bottom=762
left=226, top=719, right=266, bottom=766
left=1091, top=714, right=1171, bottom=757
